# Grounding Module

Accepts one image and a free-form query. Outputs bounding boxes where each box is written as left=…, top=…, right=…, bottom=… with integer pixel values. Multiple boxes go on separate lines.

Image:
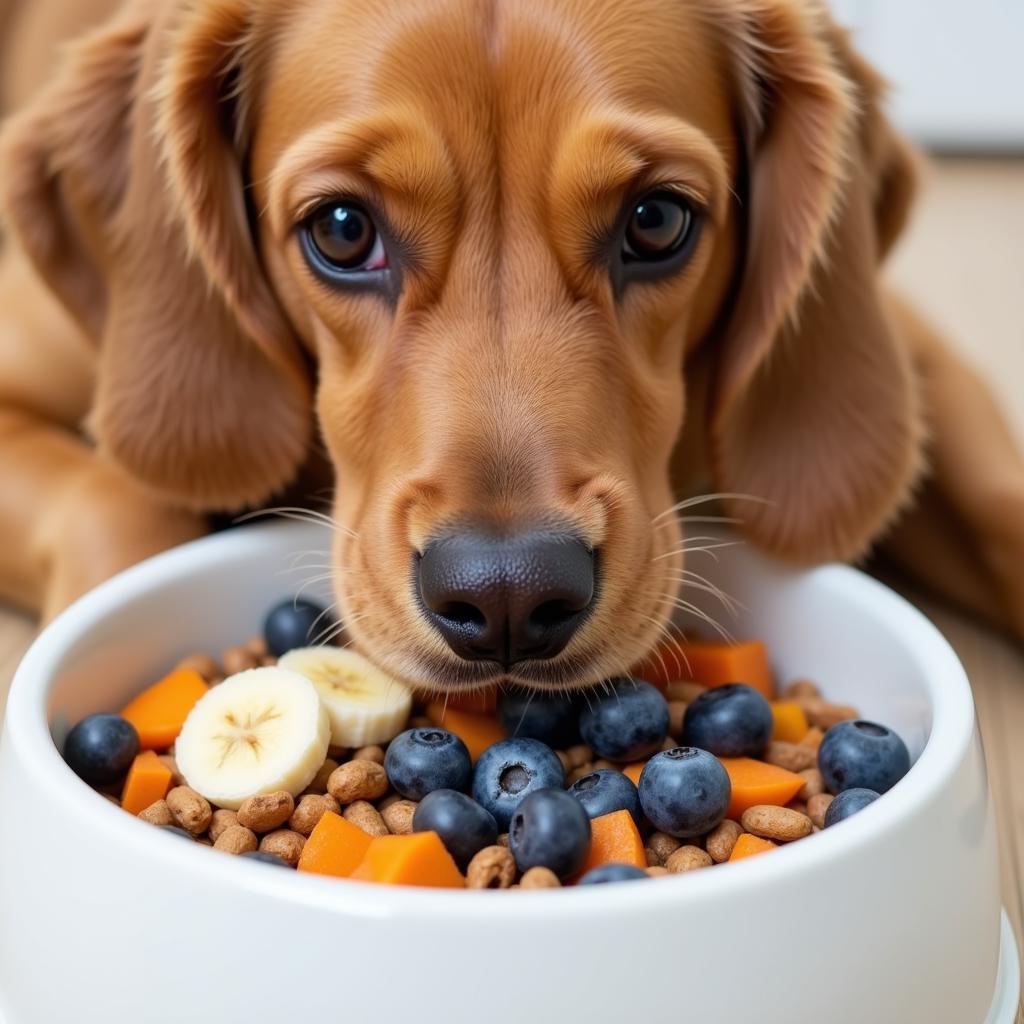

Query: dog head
left=1, top=0, right=922, bottom=691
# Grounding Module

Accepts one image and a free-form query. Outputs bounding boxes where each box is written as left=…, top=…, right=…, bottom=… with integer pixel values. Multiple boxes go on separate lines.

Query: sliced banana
left=278, top=646, right=412, bottom=747
left=176, top=667, right=330, bottom=809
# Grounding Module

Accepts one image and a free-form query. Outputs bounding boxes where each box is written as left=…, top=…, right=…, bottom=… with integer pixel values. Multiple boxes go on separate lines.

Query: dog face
left=2, top=0, right=923, bottom=692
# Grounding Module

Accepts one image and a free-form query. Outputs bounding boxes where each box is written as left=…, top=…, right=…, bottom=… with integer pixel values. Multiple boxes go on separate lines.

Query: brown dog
left=1, top=0, right=1023, bottom=694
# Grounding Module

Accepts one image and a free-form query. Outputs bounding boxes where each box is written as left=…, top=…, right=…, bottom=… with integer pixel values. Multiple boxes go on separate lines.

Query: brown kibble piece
left=174, top=653, right=221, bottom=683
left=209, top=809, right=240, bottom=843
left=244, top=634, right=269, bottom=658
left=741, top=805, right=813, bottom=842
left=214, top=824, right=258, bottom=854
left=666, top=681, right=707, bottom=703
left=328, top=760, right=389, bottom=804
left=259, top=829, right=305, bottom=866
left=305, top=758, right=339, bottom=796
left=288, top=794, right=340, bottom=836
left=786, top=799, right=808, bottom=815
left=705, top=819, right=744, bottom=863
left=222, top=645, right=259, bottom=676
left=764, top=740, right=817, bottom=773
left=519, top=866, right=561, bottom=889
left=138, top=800, right=174, bottom=826
left=237, top=791, right=295, bottom=833
left=665, top=845, right=712, bottom=873
left=667, top=700, right=688, bottom=737
left=801, top=727, right=825, bottom=748
left=381, top=799, right=417, bottom=835
left=646, top=866, right=669, bottom=878
left=343, top=800, right=389, bottom=836
left=352, top=745, right=385, bottom=764
left=798, top=768, right=825, bottom=801
left=645, top=831, right=681, bottom=867
left=555, top=750, right=571, bottom=773
left=804, top=701, right=858, bottom=731
left=466, top=846, right=517, bottom=889
left=496, top=833, right=510, bottom=848
left=565, top=744, right=593, bottom=769
left=166, top=786, right=212, bottom=835
left=781, top=679, right=821, bottom=701
left=807, top=792, right=834, bottom=829
left=591, top=759, right=616, bottom=771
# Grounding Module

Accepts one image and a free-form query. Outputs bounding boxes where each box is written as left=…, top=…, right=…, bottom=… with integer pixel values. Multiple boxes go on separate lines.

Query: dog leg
left=881, top=296, right=1024, bottom=637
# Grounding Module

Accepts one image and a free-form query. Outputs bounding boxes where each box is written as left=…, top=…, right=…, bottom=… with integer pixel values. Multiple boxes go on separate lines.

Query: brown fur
left=2, top=0, right=1024, bottom=688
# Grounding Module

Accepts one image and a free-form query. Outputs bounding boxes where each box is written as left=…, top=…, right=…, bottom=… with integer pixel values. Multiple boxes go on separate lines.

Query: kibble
left=764, top=740, right=817, bottom=773
left=209, top=808, right=239, bottom=842
left=807, top=792, right=834, bottom=829
left=138, top=800, right=174, bottom=826
left=289, top=794, right=340, bottom=836
left=466, top=846, right=517, bottom=889
left=214, top=824, right=258, bottom=854
left=166, top=787, right=212, bottom=835
left=705, top=819, right=744, bottom=863
left=667, top=700, right=688, bottom=737
left=221, top=645, right=259, bottom=675
left=381, top=799, right=417, bottom=835
left=306, top=758, right=339, bottom=796
left=798, top=768, right=825, bottom=800
left=665, top=845, right=712, bottom=872
left=741, top=805, right=813, bottom=842
left=328, top=760, right=389, bottom=804
left=259, top=829, right=305, bottom=866
left=237, top=792, right=295, bottom=833
left=343, top=800, right=389, bottom=836
left=519, top=866, right=561, bottom=889
left=352, top=745, right=385, bottom=764
left=645, top=831, right=681, bottom=866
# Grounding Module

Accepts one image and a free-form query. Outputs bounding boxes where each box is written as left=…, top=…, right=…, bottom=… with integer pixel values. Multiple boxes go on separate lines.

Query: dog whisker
left=650, top=492, right=771, bottom=524
left=651, top=539, right=743, bottom=562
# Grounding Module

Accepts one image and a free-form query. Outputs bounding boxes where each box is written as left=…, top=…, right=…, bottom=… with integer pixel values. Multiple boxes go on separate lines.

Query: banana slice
left=277, top=647, right=412, bottom=747
left=176, top=667, right=330, bottom=809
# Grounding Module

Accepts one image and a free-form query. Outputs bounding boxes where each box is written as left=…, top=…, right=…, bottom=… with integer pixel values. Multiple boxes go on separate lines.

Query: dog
left=2, top=0, right=1023, bottom=696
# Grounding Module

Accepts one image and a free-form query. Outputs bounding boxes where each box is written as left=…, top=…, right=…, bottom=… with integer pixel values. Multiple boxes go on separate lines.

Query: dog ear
left=0, top=0, right=310, bottom=510
left=708, top=3, right=924, bottom=562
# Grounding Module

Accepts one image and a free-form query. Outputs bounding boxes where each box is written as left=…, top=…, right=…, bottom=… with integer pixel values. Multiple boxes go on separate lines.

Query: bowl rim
left=3, top=522, right=977, bottom=920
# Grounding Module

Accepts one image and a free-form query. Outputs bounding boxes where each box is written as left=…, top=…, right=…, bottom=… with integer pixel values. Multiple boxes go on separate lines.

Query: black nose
left=417, top=531, right=596, bottom=667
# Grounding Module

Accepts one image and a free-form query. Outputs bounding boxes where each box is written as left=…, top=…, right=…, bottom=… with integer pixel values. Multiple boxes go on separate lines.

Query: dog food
left=61, top=597, right=913, bottom=888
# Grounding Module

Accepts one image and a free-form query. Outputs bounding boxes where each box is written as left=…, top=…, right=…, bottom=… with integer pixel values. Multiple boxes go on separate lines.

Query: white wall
left=832, top=0, right=1024, bottom=150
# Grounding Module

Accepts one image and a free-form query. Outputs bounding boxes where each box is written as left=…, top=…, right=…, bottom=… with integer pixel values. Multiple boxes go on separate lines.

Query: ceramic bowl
left=0, top=522, right=1017, bottom=1023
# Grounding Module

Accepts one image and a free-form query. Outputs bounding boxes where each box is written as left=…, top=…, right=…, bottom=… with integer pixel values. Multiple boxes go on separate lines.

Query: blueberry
left=159, top=825, right=195, bottom=841
left=472, top=738, right=565, bottom=830
left=508, top=789, right=591, bottom=880
left=240, top=851, right=291, bottom=867
left=497, top=689, right=579, bottom=747
left=824, top=787, right=880, bottom=827
left=818, top=720, right=911, bottom=795
left=578, top=678, right=669, bottom=762
left=638, top=746, right=731, bottom=838
left=682, top=683, right=773, bottom=758
left=63, top=713, right=139, bottom=786
left=385, top=728, right=473, bottom=801
left=263, top=598, right=332, bottom=657
left=568, top=769, right=642, bottom=828
left=412, top=789, right=498, bottom=870
left=577, top=863, right=648, bottom=885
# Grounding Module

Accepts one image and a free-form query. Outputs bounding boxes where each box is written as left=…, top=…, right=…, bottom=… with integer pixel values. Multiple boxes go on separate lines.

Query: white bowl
left=0, top=522, right=1018, bottom=1024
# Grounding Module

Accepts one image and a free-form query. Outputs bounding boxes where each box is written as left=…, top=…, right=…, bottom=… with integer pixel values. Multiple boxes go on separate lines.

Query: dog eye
left=303, top=202, right=386, bottom=273
left=622, top=191, right=694, bottom=263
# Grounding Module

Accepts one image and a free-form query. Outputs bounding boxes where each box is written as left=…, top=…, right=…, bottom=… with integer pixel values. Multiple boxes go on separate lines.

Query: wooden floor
left=1, top=157, right=1023, bottom=1013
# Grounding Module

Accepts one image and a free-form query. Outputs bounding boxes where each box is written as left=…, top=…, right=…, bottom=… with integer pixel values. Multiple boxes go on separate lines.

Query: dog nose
left=418, top=531, right=596, bottom=666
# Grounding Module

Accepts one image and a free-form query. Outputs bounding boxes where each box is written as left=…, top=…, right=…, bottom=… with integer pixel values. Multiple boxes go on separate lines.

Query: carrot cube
left=574, top=809, right=646, bottom=879
left=121, top=751, right=173, bottom=815
left=718, top=757, right=805, bottom=820
left=770, top=702, right=809, bottom=743
left=297, top=811, right=374, bottom=879
left=120, top=668, right=208, bottom=750
left=729, top=833, right=777, bottom=861
left=350, top=832, right=465, bottom=888
left=425, top=703, right=506, bottom=762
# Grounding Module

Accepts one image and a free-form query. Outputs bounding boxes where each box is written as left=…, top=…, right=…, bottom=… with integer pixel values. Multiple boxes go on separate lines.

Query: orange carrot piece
left=120, top=668, right=208, bottom=750
left=729, top=833, right=777, bottom=861
left=425, top=703, right=507, bottom=762
left=623, top=763, right=646, bottom=787
left=297, top=811, right=375, bottom=878
left=719, top=757, right=805, bottom=819
left=575, top=810, right=646, bottom=879
left=121, top=751, right=173, bottom=816
left=350, top=832, right=466, bottom=888
left=674, top=640, right=774, bottom=698
left=770, top=702, right=809, bottom=744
